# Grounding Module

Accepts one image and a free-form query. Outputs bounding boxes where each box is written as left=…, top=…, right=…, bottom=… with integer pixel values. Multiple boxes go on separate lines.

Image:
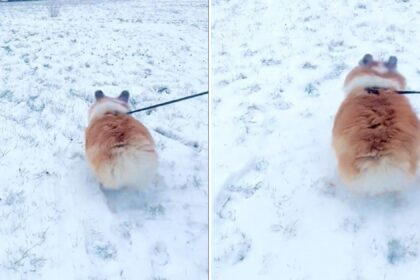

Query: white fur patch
left=372, top=65, right=388, bottom=74
left=343, top=160, right=413, bottom=195
left=94, top=146, right=158, bottom=190
left=89, top=101, right=128, bottom=121
left=343, top=75, right=403, bottom=94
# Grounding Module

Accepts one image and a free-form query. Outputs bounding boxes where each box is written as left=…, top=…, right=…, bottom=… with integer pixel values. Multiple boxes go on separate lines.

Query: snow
left=212, top=0, right=420, bottom=279
left=0, top=0, right=208, bottom=279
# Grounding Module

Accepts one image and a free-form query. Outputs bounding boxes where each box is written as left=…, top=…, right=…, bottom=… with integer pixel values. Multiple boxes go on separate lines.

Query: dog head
left=343, top=54, right=406, bottom=94
left=88, top=90, right=130, bottom=121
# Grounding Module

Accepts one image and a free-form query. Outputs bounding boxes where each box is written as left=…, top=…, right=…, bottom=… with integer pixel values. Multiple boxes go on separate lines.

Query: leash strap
left=127, top=91, right=208, bottom=115
left=396, top=90, right=420, bottom=94
left=365, top=87, right=420, bottom=95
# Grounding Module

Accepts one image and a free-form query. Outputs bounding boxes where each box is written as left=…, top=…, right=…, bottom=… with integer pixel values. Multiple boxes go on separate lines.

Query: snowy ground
left=0, top=0, right=207, bottom=279
left=212, top=0, right=420, bottom=279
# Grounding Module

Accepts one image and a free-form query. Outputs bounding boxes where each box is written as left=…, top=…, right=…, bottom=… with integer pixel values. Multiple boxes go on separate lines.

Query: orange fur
left=85, top=92, right=157, bottom=190
left=344, top=62, right=406, bottom=89
left=332, top=55, right=420, bottom=194
left=86, top=112, right=156, bottom=167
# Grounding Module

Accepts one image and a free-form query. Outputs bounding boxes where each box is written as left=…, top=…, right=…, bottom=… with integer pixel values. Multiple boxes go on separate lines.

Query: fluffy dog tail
left=342, top=155, right=414, bottom=195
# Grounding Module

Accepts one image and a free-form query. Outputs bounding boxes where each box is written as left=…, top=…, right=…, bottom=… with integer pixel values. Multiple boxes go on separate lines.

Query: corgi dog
left=85, top=90, right=158, bottom=190
left=332, top=54, right=420, bottom=195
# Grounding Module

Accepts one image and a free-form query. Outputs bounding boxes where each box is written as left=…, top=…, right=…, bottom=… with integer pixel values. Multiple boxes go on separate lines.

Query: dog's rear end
left=332, top=54, right=420, bottom=195
left=85, top=90, right=158, bottom=190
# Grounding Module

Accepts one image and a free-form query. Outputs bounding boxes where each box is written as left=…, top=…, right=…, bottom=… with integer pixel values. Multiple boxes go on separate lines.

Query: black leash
left=126, top=91, right=208, bottom=115
left=365, top=87, right=420, bottom=95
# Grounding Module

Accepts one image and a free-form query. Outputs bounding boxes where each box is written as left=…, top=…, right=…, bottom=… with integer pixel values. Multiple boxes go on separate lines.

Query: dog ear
left=386, top=56, right=397, bottom=70
left=359, top=53, right=373, bottom=65
left=118, top=90, right=129, bottom=103
left=95, top=90, right=105, bottom=100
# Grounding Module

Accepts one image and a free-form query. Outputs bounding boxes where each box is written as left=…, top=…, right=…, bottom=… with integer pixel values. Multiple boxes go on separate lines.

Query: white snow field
left=212, top=0, right=420, bottom=279
left=0, top=0, right=207, bottom=279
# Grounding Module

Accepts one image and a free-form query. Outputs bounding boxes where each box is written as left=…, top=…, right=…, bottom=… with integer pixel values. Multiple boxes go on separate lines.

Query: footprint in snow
left=387, top=238, right=418, bottom=265
left=101, top=181, right=166, bottom=217
left=154, top=85, right=171, bottom=94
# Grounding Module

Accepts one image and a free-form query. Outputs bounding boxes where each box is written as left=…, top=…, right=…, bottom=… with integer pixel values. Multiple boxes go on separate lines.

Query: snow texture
left=0, top=0, right=208, bottom=279
left=212, top=0, right=420, bottom=279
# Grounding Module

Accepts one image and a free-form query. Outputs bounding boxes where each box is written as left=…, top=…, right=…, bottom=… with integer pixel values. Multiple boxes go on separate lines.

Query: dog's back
left=332, top=54, right=420, bottom=195
left=85, top=90, right=158, bottom=190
